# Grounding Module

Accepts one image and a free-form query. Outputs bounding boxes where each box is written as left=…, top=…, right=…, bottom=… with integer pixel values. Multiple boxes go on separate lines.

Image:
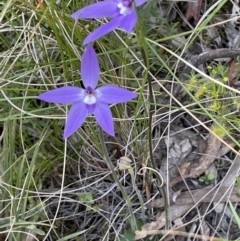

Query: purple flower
left=71, top=0, right=147, bottom=45
left=38, top=45, right=137, bottom=138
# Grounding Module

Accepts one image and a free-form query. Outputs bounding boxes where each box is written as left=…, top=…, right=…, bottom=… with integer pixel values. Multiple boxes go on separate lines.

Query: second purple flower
left=71, top=0, right=147, bottom=45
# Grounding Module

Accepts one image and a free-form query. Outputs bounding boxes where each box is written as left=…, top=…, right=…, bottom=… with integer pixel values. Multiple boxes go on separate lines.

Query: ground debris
left=169, top=133, right=222, bottom=187
left=146, top=186, right=240, bottom=208
left=182, top=0, right=203, bottom=27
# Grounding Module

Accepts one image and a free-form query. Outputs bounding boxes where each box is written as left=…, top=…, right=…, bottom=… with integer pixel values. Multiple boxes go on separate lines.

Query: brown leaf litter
left=169, top=133, right=222, bottom=187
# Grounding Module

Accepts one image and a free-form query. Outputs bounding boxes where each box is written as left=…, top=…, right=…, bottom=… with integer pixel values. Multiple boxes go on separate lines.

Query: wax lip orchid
left=38, top=45, right=137, bottom=138
left=71, top=0, right=147, bottom=45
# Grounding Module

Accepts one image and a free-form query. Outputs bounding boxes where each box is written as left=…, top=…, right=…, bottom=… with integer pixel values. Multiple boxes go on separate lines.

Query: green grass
left=1, top=0, right=240, bottom=240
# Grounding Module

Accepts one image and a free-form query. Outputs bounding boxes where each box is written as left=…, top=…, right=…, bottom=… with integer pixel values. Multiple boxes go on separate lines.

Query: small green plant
left=235, top=177, right=240, bottom=188
left=186, top=63, right=240, bottom=139
left=229, top=201, right=240, bottom=229
left=199, top=170, right=215, bottom=185
left=211, top=123, right=228, bottom=137
left=186, top=64, right=232, bottom=105
left=186, top=64, right=229, bottom=102
left=235, top=177, right=240, bottom=199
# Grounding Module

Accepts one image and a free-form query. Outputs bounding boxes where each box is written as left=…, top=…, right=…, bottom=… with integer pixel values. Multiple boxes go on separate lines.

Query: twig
left=135, top=229, right=236, bottom=241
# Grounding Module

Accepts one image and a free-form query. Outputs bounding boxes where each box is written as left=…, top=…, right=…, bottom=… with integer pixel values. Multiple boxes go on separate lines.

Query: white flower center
left=84, top=94, right=97, bottom=104
left=117, top=2, right=131, bottom=15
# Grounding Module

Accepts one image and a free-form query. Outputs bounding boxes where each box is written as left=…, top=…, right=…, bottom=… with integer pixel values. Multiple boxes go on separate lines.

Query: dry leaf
left=228, top=58, right=240, bottom=86
left=169, top=134, right=222, bottom=187
left=179, top=162, right=191, bottom=176
left=135, top=203, right=193, bottom=239
left=182, top=0, right=203, bottom=27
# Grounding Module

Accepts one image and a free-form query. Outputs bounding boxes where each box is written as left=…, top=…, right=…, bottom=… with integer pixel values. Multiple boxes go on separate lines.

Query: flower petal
left=119, top=10, right=137, bottom=33
left=96, top=85, right=137, bottom=104
left=81, top=45, right=99, bottom=89
left=71, top=1, right=119, bottom=19
left=64, top=102, right=88, bottom=138
left=83, top=16, right=123, bottom=45
left=38, top=87, right=84, bottom=104
left=135, top=0, right=147, bottom=7
left=94, top=102, right=114, bottom=136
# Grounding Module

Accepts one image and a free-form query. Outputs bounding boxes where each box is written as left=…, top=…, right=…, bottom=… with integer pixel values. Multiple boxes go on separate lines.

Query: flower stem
left=135, top=5, right=169, bottom=226
left=98, top=128, right=136, bottom=230
left=128, top=167, right=146, bottom=222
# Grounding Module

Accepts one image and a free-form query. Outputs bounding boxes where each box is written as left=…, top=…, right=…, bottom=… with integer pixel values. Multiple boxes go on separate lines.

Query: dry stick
left=188, top=48, right=240, bottom=69
left=147, top=186, right=240, bottom=208
left=135, top=229, right=235, bottom=241
left=176, top=48, right=240, bottom=95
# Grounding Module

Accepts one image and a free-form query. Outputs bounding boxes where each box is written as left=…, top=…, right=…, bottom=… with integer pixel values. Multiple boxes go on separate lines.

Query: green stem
left=98, top=128, right=136, bottom=230
left=128, top=167, right=145, bottom=222
left=135, top=8, right=169, bottom=227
